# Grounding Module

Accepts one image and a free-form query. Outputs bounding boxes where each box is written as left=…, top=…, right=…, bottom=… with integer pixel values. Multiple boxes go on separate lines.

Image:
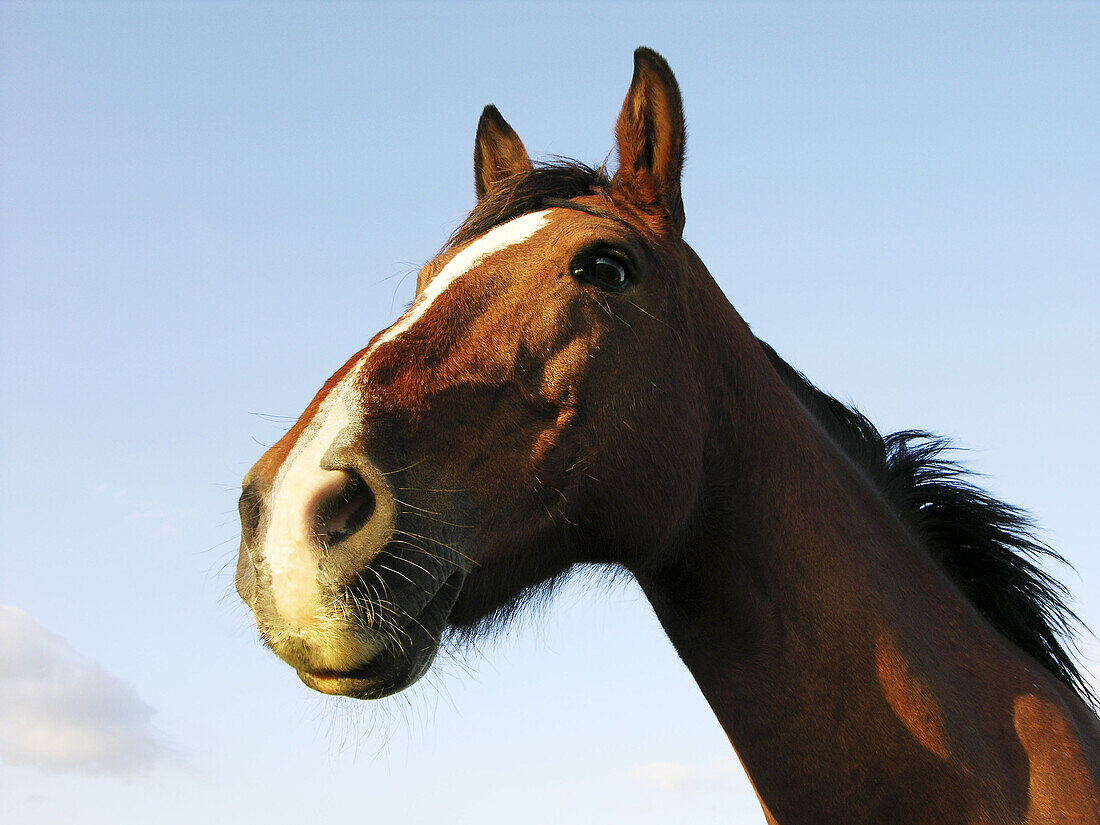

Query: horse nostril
left=318, top=471, right=377, bottom=544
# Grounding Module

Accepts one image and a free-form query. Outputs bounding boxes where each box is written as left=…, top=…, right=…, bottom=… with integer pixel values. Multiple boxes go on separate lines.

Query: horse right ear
left=612, top=48, right=686, bottom=234
left=474, top=105, right=532, bottom=200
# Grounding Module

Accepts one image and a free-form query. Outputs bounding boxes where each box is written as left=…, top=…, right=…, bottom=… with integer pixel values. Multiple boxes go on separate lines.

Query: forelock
left=448, top=160, right=612, bottom=249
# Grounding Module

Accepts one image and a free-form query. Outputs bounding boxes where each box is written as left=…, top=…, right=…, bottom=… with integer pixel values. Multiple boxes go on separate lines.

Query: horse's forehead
left=413, top=207, right=560, bottom=312
left=427, top=199, right=644, bottom=270
left=266, top=204, right=629, bottom=476
left=433, top=208, right=587, bottom=266
left=273, top=209, right=565, bottom=452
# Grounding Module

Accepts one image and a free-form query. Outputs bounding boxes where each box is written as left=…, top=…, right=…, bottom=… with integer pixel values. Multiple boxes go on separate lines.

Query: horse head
left=236, top=49, right=719, bottom=698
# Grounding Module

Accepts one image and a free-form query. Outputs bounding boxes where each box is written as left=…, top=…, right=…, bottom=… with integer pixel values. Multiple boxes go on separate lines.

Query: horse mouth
left=297, top=642, right=420, bottom=699
left=295, top=568, right=465, bottom=699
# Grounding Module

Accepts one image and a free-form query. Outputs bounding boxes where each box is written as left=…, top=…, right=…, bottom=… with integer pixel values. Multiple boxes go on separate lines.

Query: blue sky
left=1, top=2, right=1097, bottom=822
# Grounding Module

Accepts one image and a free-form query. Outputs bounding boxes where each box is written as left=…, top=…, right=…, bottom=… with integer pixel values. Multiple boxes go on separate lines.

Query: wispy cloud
left=0, top=605, right=176, bottom=774
left=630, top=759, right=744, bottom=793
left=123, top=503, right=191, bottom=539
left=91, top=482, right=192, bottom=540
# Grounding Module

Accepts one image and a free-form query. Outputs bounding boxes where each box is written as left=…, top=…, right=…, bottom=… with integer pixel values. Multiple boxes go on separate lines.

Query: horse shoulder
left=1012, top=691, right=1100, bottom=824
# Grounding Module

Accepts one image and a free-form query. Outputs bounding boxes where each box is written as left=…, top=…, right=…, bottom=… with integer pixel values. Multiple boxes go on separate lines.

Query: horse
left=235, top=48, right=1100, bottom=823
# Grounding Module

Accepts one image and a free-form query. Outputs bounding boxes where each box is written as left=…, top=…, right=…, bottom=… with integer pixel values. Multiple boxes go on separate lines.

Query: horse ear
left=474, top=105, right=533, bottom=200
left=613, top=48, right=686, bottom=234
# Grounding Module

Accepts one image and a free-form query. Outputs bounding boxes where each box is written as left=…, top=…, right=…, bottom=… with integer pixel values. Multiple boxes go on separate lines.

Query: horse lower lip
left=298, top=656, right=409, bottom=699
left=302, top=670, right=364, bottom=692
left=300, top=670, right=367, bottom=697
left=304, top=649, right=396, bottom=684
left=295, top=631, right=414, bottom=696
left=304, top=671, right=341, bottom=688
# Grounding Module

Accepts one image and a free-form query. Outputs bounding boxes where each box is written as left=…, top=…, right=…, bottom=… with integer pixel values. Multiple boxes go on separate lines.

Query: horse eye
left=576, top=255, right=630, bottom=292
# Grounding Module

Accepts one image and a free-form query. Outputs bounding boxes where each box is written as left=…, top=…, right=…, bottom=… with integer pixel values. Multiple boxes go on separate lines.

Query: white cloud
left=123, top=503, right=191, bottom=539
left=630, top=759, right=743, bottom=793
left=90, top=482, right=192, bottom=540
left=0, top=605, right=175, bottom=774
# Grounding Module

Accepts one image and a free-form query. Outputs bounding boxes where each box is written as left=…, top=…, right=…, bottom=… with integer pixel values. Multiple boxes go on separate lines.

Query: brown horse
left=236, top=48, right=1099, bottom=823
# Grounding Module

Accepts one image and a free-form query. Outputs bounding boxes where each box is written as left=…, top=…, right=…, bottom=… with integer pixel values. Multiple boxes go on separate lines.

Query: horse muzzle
left=235, top=448, right=467, bottom=698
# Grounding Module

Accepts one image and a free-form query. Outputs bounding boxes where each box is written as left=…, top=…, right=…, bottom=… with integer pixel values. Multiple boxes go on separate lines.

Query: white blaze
left=264, top=382, right=355, bottom=628
left=262, top=210, right=554, bottom=629
left=370, top=209, right=554, bottom=352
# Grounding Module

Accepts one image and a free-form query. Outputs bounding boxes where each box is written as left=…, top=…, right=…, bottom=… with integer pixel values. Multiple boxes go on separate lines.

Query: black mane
left=758, top=338, right=1095, bottom=707
left=448, top=160, right=611, bottom=249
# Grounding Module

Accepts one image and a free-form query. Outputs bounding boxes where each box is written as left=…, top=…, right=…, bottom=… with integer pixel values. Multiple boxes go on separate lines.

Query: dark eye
left=574, top=254, right=631, bottom=292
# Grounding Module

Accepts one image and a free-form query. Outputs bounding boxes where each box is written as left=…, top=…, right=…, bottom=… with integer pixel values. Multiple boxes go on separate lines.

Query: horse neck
left=634, top=271, right=1100, bottom=823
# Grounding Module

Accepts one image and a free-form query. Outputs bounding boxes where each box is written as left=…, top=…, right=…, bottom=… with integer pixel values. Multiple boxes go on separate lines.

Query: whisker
left=392, top=528, right=478, bottom=567
left=383, top=548, right=443, bottom=582
left=380, top=457, right=428, bottom=477
left=377, top=563, right=438, bottom=597
left=392, top=498, right=473, bottom=529
left=392, top=498, right=445, bottom=517
left=626, top=298, right=692, bottom=352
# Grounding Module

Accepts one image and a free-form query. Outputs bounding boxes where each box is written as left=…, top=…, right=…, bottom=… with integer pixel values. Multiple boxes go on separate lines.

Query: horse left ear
left=474, top=105, right=533, bottom=200
left=613, top=48, right=686, bottom=234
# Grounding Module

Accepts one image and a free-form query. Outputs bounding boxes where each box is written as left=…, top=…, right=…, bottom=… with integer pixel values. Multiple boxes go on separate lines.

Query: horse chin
left=296, top=567, right=465, bottom=700
left=297, top=640, right=438, bottom=699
